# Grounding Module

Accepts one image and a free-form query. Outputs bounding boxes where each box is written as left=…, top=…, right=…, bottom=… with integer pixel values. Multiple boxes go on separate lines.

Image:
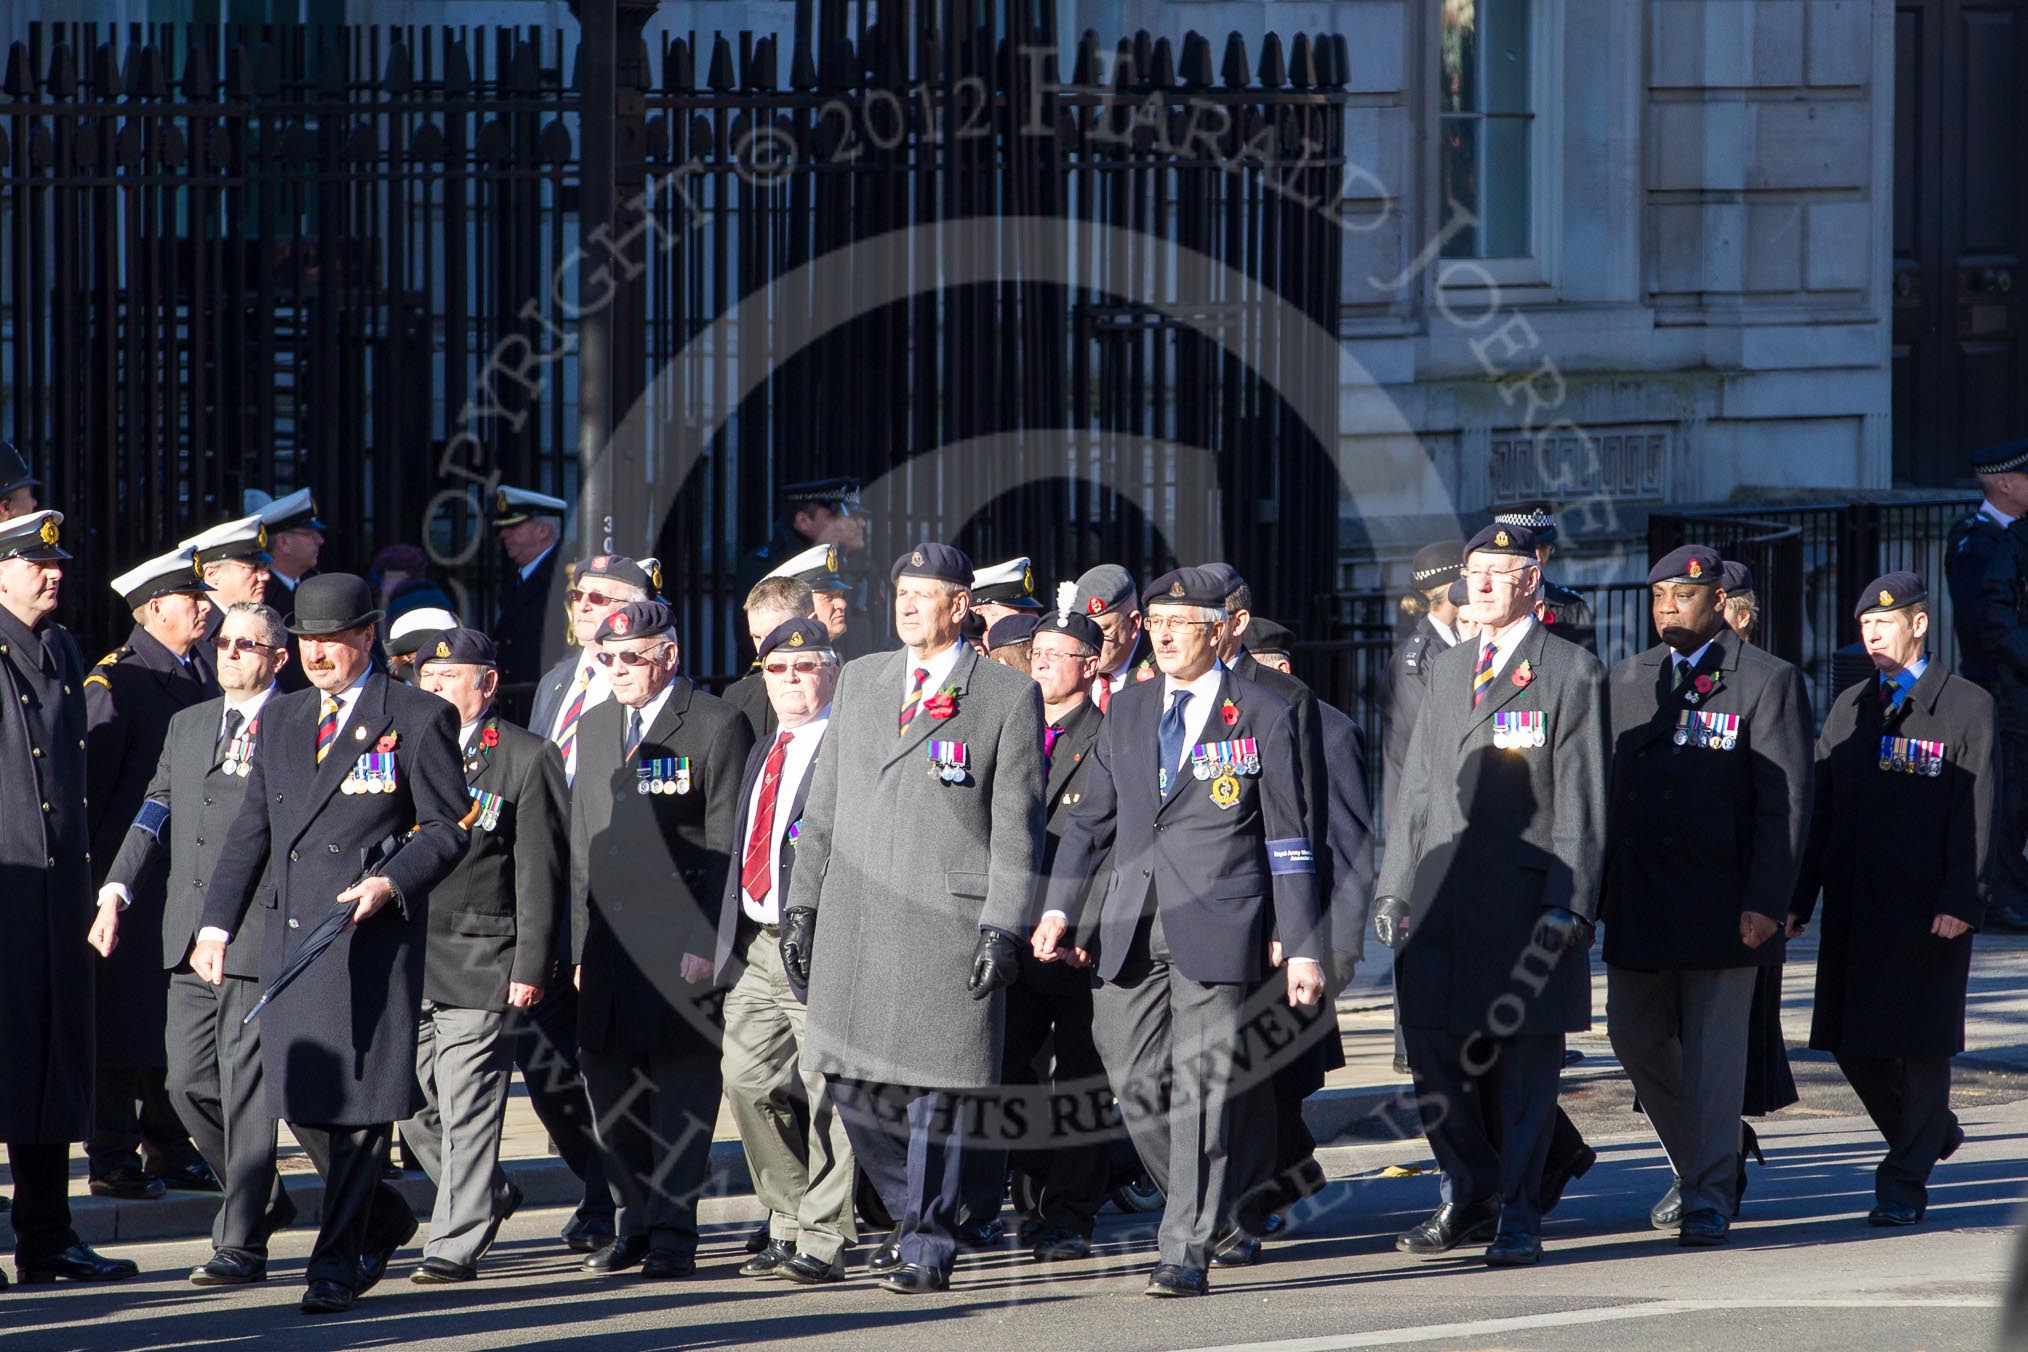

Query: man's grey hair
left=1148, top=603, right=1225, bottom=624
left=226, top=600, right=287, bottom=649
left=745, top=576, right=815, bottom=616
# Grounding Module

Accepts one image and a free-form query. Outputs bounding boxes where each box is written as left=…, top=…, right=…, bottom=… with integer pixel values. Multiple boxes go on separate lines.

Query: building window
left=1439, top=0, right=1534, bottom=260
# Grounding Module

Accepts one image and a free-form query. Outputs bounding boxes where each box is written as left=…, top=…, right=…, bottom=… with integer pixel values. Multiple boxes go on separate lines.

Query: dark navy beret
left=985, top=613, right=1040, bottom=650
left=417, top=626, right=498, bottom=667
left=1464, top=523, right=1540, bottom=560
left=576, top=553, right=660, bottom=595
left=1720, top=560, right=1754, bottom=596
left=1143, top=566, right=1229, bottom=609
left=1855, top=571, right=1928, bottom=618
left=758, top=616, right=833, bottom=661
left=1646, top=544, right=1723, bottom=587
left=1242, top=617, right=1295, bottom=655
left=595, top=600, right=675, bottom=643
left=890, top=541, right=973, bottom=587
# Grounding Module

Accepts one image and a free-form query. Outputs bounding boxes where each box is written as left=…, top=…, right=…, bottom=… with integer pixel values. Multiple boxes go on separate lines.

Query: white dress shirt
left=620, top=679, right=678, bottom=756
left=1159, top=661, right=1227, bottom=777
left=901, top=639, right=965, bottom=707
left=740, top=709, right=831, bottom=925
left=548, top=658, right=613, bottom=783
left=1470, top=615, right=1538, bottom=683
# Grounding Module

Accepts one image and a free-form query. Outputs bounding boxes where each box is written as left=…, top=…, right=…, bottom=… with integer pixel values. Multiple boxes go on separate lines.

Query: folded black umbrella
left=241, top=828, right=406, bottom=1025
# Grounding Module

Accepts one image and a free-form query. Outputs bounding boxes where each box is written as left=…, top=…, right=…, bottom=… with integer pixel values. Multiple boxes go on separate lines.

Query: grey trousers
left=721, top=924, right=858, bottom=1266
left=400, top=1002, right=514, bottom=1267
left=1092, top=921, right=1257, bottom=1271
left=1607, top=964, right=1756, bottom=1218
left=165, top=969, right=290, bottom=1259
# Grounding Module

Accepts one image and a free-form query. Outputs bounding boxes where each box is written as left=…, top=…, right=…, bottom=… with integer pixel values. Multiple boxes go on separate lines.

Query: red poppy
left=923, top=687, right=959, bottom=720
left=480, top=726, right=500, bottom=749
left=1220, top=698, right=1239, bottom=727
left=1512, top=660, right=1534, bottom=689
left=1693, top=674, right=1715, bottom=694
left=375, top=732, right=400, bottom=753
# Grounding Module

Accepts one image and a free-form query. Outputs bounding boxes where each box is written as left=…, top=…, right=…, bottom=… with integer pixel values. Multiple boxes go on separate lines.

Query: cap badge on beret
left=39, top=518, right=58, bottom=546
left=788, top=630, right=805, bottom=648
left=1494, top=529, right=1510, bottom=548
left=1880, top=589, right=1894, bottom=607
left=912, top=549, right=926, bottom=567
left=1687, top=558, right=1703, bottom=579
left=434, top=639, right=451, bottom=659
left=1168, top=579, right=1184, bottom=597
left=609, top=611, right=631, bottom=636
left=1087, top=596, right=1105, bottom=615
left=591, top=555, right=609, bottom=570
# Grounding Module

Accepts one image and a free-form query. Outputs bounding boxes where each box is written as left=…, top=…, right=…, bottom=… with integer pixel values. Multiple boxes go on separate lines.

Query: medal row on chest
left=340, top=753, right=399, bottom=794
left=1879, top=735, right=1946, bottom=777
left=637, top=757, right=693, bottom=795
left=1674, top=711, right=1739, bottom=751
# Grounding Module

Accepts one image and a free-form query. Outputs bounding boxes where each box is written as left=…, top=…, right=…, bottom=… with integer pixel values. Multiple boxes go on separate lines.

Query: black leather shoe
left=1395, top=1201, right=1500, bottom=1257
left=1539, top=1143, right=1597, bottom=1215
left=299, top=1279, right=354, bottom=1314
left=741, top=1239, right=795, bottom=1278
left=880, top=1262, right=950, bottom=1294
left=1868, top=1202, right=1922, bottom=1227
left=155, top=1160, right=223, bottom=1194
left=866, top=1234, right=903, bottom=1274
left=954, top=1216, right=1005, bottom=1249
left=17, top=1243, right=140, bottom=1284
left=190, top=1251, right=266, bottom=1286
left=1941, top=1123, right=1967, bottom=1161
left=1650, top=1178, right=1684, bottom=1230
left=583, top=1236, right=649, bottom=1273
left=356, top=1213, right=418, bottom=1294
left=777, top=1252, right=844, bottom=1284
left=745, top=1219, right=774, bottom=1254
left=88, top=1167, right=165, bottom=1201
left=1029, top=1226, right=1091, bottom=1262
left=1732, top=1154, right=1750, bottom=1217
left=640, top=1247, right=695, bottom=1280
left=1679, top=1208, right=1730, bottom=1246
left=1484, top=1231, right=1542, bottom=1267
left=409, top=1257, right=476, bottom=1284
left=561, top=1219, right=615, bottom=1254
left=1212, top=1236, right=1262, bottom=1267
left=1144, top=1263, right=1209, bottom=1297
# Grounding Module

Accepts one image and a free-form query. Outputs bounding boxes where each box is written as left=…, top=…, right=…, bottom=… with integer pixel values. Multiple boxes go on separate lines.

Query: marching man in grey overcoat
left=1373, top=523, right=1607, bottom=1268
left=780, top=541, right=1045, bottom=1294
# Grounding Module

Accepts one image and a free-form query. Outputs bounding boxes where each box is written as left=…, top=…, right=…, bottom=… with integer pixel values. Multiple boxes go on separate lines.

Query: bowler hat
left=285, top=573, right=385, bottom=636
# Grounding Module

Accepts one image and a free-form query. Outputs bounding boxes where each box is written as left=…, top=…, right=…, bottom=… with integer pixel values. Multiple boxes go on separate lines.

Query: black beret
left=1720, top=560, right=1755, bottom=596
left=576, top=553, right=661, bottom=596
left=1036, top=608, right=1104, bottom=653
left=891, top=541, right=973, bottom=587
left=1198, top=562, right=1245, bottom=601
left=1969, top=439, right=2028, bottom=475
left=1242, top=617, right=1295, bottom=655
left=1143, top=566, right=1228, bottom=609
left=1646, top=544, right=1724, bottom=587
left=595, top=600, right=675, bottom=643
left=1855, top=571, right=1928, bottom=618
left=417, top=627, right=498, bottom=668
left=758, top=617, right=833, bottom=661
left=1464, top=523, right=1540, bottom=560
left=986, top=613, right=1040, bottom=650
left=1446, top=578, right=1469, bottom=607
left=1410, top=541, right=1466, bottom=589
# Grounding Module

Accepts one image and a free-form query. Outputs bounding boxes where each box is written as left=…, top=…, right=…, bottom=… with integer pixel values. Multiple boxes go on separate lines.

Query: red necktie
left=898, top=667, right=929, bottom=732
left=1097, top=678, right=1112, bottom=715
left=740, top=730, right=795, bottom=903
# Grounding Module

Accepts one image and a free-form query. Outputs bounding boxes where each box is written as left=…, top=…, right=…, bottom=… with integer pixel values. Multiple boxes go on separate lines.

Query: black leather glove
left=1533, top=906, right=1590, bottom=956
left=1329, top=948, right=1360, bottom=992
left=966, top=929, right=1022, bottom=1000
left=1372, top=896, right=1411, bottom=950
left=780, top=907, right=818, bottom=988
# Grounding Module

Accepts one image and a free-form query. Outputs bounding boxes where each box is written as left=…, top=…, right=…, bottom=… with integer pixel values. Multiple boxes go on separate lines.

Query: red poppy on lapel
left=923, top=684, right=960, bottom=720
left=1220, top=697, right=1239, bottom=726
left=1512, top=659, right=1534, bottom=689
left=1536, top=603, right=1556, bottom=624
left=480, top=725, right=500, bottom=749
left=1693, top=674, right=1715, bottom=694
left=376, top=732, right=400, bottom=753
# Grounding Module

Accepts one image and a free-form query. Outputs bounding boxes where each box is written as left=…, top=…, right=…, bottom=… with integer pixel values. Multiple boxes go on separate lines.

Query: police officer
left=490, top=486, right=568, bottom=703
left=1792, top=572, right=1993, bottom=1226
left=1602, top=545, right=1812, bottom=1247
left=1373, top=524, right=1607, bottom=1268
left=403, top=628, right=567, bottom=1283
left=736, top=478, right=876, bottom=643
left=0, top=439, right=37, bottom=520
left=723, top=575, right=817, bottom=742
left=180, top=513, right=274, bottom=685
left=1493, top=503, right=1596, bottom=654
left=0, top=509, right=139, bottom=1287
left=971, top=556, right=1045, bottom=629
left=83, top=547, right=220, bottom=1201
left=255, top=489, right=327, bottom=693
left=90, top=600, right=296, bottom=1286
left=1949, top=439, right=2028, bottom=931
left=1380, top=541, right=1468, bottom=823
left=1072, top=564, right=1152, bottom=712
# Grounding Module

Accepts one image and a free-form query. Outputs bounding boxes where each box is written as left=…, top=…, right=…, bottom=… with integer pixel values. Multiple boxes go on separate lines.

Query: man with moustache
left=0, top=509, right=139, bottom=1288
left=723, top=576, right=817, bottom=742
left=190, top=573, right=470, bottom=1314
left=713, top=617, right=859, bottom=1285
left=90, top=602, right=297, bottom=1286
left=255, top=489, right=326, bottom=693
left=83, top=547, right=220, bottom=1201
left=571, top=600, right=751, bottom=1279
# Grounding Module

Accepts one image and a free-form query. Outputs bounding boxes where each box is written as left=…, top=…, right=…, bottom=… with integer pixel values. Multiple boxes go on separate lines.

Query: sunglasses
left=567, top=588, right=631, bottom=608
left=212, top=636, right=277, bottom=656
left=763, top=658, right=827, bottom=677
left=595, top=647, right=665, bottom=668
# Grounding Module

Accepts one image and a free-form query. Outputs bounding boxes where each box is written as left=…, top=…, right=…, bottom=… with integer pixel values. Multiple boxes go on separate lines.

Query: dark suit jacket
left=570, top=677, right=753, bottom=1055
left=1044, top=667, right=1321, bottom=985
left=1039, top=698, right=1106, bottom=943
left=1232, top=648, right=1330, bottom=909
left=1318, top=701, right=1376, bottom=964
left=494, top=546, right=559, bottom=696
left=712, top=715, right=826, bottom=988
left=1380, top=615, right=1454, bottom=825
left=723, top=670, right=780, bottom=743
left=106, top=691, right=273, bottom=980
left=266, top=574, right=311, bottom=694
left=1603, top=626, right=1813, bottom=970
left=423, top=712, right=567, bottom=1009
left=203, top=673, right=470, bottom=1124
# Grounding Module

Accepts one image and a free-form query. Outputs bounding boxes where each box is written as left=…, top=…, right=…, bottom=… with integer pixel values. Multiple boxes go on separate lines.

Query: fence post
left=1838, top=501, right=1882, bottom=650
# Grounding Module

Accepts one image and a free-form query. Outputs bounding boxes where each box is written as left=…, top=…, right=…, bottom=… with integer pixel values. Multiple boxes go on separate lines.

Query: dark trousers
left=165, top=970, right=290, bottom=1258
left=580, top=1044, right=720, bottom=1255
left=510, top=980, right=613, bottom=1235
left=5, top=1143, right=78, bottom=1262
left=1837, top=1053, right=1957, bottom=1211
left=1404, top=1027, right=1563, bottom=1237
left=291, top=1123, right=415, bottom=1289
left=1001, top=955, right=1110, bottom=1237
left=86, top=1066, right=201, bottom=1179
left=829, top=1080, right=968, bottom=1277
left=1995, top=732, right=2028, bottom=918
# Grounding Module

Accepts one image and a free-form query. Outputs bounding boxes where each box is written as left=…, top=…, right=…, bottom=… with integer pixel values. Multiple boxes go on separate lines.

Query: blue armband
left=132, top=800, right=170, bottom=843
left=1267, top=839, right=1314, bottom=875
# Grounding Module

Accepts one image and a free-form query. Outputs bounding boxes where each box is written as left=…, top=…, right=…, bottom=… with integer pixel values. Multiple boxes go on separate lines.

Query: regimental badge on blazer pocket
left=1674, top=711, right=1740, bottom=750
left=1492, top=711, right=1545, bottom=750
left=1878, top=735, right=1946, bottom=777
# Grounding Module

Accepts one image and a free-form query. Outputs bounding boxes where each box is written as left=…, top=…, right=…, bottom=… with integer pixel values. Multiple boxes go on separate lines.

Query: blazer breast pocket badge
left=1674, top=711, right=1739, bottom=750
left=1879, top=735, right=1945, bottom=777
left=638, top=757, right=691, bottom=795
left=341, top=752, right=398, bottom=795
left=467, top=787, right=507, bottom=830
left=1492, top=711, right=1545, bottom=750
left=929, top=740, right=969, bottom=784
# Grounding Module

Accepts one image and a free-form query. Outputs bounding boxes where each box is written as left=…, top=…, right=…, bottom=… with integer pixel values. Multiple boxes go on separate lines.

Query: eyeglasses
left=1029, top=646, right=1091, bottom=666
left=211, top=636, right=276, bottom=656
left=567, top=588, right=632, bottom=608
left=763, top=658, right=828, bottom=677
left=595, top=647, right=666, bottom=668
left=1464, top=567, right=1533, bottom=585
left=1144, top=616, right=1218, bottom=636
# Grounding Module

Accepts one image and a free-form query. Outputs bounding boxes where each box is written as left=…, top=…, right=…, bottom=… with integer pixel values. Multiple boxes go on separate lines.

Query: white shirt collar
left=622, top=678, right=679, bottom=738
left=903, top=639, right=966, bottom=699
left=1473, top=615, right=1537, bottom=679
left=1428, top=616, right=1459, bottom=647
left=1671, top=637, right=1716, bottom=670
left=268, top=568, right=301, bottom=590
left=223, top=681, right=277, bottom=726
left=1162, top=660, right=1225, bottom=707
left=1982, top=500, right=2017, bottom=529
left=459, top=717, right=482, bottom=751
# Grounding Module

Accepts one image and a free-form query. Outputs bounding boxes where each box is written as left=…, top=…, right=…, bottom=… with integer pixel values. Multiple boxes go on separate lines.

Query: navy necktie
left=1158, top=690, right=1191, bottom=798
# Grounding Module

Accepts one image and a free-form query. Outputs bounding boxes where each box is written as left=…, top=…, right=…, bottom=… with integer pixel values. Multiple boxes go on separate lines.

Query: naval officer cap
left=110, top=547, right=211, bottom=609
left=764, top=541, right=848, bottom=592
left=1041, top=582, right=1104, bottom=652
left=417, top=627, right=498, bottom=668
left=971, top=556, right=1043, bottom=609
left=1142, top=565, right=1229, bottom=610
left=1856, top=571, right=1928, bottom=618
left=1646, top=544, right=1724, bottom=587
left=986, top=613, right=1040, bottom=651
left=1720, top=560, right=1755, bottom=597
left=490, top=485, right=568, bottom=528
left=576, top=553, right=661, bottom=596
left=181, top=512, right=271, bottom=568
left=258, top=486, right=326, bottom=535
left=0, top=509, right=70, bottom=562
left=1409, top=540, right=1466, bottom=590
left=1463, top=522, right=1541, bottom=561
left=1241, top=617, right=1296, bottom=658
left=595, top=600, right=676, bottom=644
left=386, top=605, right=462, bottom=659
left=890, top=541, right=973, bottom=587
left=781, top=476, right=863, bottom=511
left=1969, top=439, right=2028, bottom=475
left=758, top=616, right=833, bottom=662
left=1071, top=563, right=1138, bottom=617
left=1493, top=501, right=1559, bottom=545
